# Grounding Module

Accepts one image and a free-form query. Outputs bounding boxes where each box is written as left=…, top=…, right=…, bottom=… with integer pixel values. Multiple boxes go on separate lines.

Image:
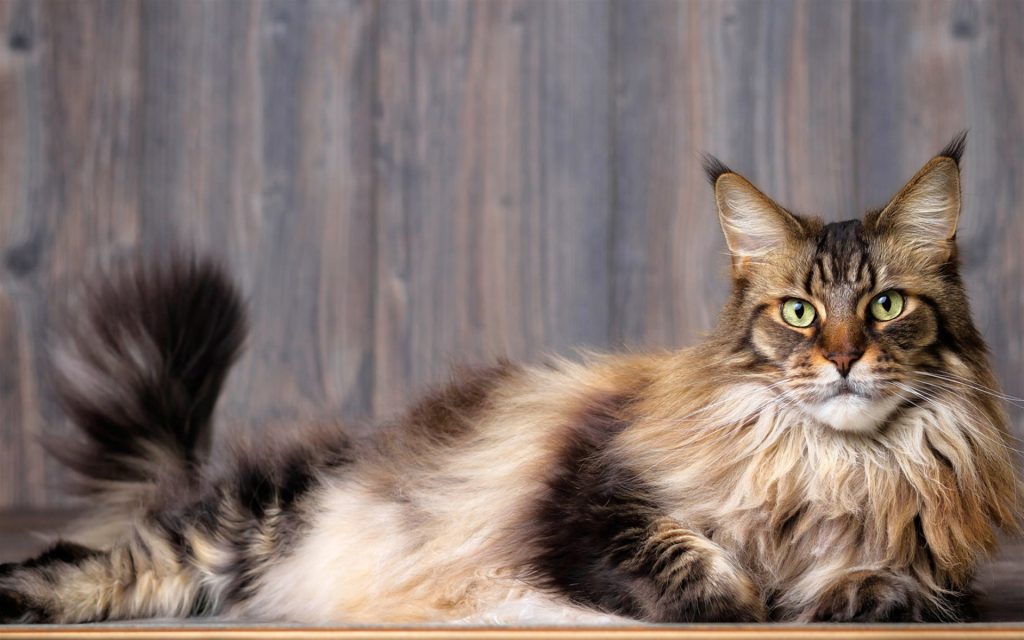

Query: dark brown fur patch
left=402, top=360, right=521, bottom=443
left=528, top=393, right=763, bottom=622
left=21, top=542, right=99, bottom=570
left=50, top=255, right=247, bottom=491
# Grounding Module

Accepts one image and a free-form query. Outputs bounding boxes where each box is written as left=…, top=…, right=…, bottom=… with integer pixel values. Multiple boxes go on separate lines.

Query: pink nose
left=827, top=351, right=863, bottom=378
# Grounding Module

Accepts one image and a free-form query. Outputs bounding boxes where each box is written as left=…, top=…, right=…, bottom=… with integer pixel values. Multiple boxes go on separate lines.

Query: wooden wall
left=0, top=0, right=1022, bottom=508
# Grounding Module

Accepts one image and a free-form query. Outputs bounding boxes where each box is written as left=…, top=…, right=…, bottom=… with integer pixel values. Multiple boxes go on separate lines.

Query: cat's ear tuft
left=702, top=154, right=733, bottom=186
left=938, top=130, right=967, bottom=167
left=709, top=167, right=803, bottom=274
left=871, top=138, right=963, bottom=262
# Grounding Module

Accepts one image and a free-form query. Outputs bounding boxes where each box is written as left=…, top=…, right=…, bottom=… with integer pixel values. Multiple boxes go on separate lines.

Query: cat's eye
left=781, top=298, right=816, bottom=328
left=869, top=290, right=905, bottom=322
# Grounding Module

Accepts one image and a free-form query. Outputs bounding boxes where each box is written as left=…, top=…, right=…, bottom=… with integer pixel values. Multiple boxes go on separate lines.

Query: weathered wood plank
left=222, top=0, right=378, bottom=426
left=133, top=0, right=264, bottom=418
left=373, top=0, right=612, bottom=415
left=0, top=0, right=40, bottom=508
left=0, top=0, right=143, bottom=507
left=611, top=0, right=854, bottom=348
left=0, top=0, right=380, bottom=505
left=852, top=0, right=1024, bottom=437
left=115, top=0, right=378, bottom=428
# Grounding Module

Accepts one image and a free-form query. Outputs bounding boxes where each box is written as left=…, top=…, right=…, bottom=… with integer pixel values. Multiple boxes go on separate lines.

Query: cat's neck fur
left=609, top=348, right=1020, bottom=611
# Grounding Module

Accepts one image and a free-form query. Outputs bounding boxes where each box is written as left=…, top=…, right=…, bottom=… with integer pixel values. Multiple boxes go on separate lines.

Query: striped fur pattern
left=1, top=134, right=1020, bottom=624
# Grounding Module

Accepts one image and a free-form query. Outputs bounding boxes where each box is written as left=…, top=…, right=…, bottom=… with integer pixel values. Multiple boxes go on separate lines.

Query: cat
left=0, top=133, right=1020, bottom=625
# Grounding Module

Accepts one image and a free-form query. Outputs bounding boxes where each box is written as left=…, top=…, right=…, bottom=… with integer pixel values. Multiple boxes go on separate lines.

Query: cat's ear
left=869, top=132, right=965, bottom=262
left=705, top=156, right=804, bottom=275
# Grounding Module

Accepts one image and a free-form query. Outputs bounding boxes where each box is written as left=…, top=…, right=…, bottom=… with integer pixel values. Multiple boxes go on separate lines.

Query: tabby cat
left=1, top=134, right=1020, bottom=625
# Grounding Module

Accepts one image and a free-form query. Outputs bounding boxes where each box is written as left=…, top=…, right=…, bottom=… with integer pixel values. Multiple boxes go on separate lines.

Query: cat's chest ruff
left=702, top=402, right=980, bottom=571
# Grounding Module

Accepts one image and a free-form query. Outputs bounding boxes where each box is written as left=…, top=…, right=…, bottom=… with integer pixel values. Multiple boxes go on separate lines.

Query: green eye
left=870, top=290, right=905, bottom=322
left=781, top=298, right=817, bottom=328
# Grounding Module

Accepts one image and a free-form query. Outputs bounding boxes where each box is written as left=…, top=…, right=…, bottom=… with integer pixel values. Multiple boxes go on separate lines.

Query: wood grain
left=0, top=0, right=144, bottom=506
left=0, top=0, right=1018, bottom=500
left=853, top=0, right=1024, bottom=438
left=373, top=0, right=611, bottom=414
left=129, top=0, right=379, bottom=427
left=1, top=625, right=1024, bottom=640
left=610, top=0, right=854, bottom=347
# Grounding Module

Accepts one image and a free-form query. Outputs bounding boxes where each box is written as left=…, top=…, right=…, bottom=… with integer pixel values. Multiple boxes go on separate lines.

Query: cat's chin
left=805, top=393, right=902, bottom=434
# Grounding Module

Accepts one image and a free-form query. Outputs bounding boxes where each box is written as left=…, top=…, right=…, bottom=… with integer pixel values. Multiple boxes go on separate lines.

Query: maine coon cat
left=1, top=134, right=1019, bottom=624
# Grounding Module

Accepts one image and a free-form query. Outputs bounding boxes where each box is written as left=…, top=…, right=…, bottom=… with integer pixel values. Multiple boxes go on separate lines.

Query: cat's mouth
left=826, top=379, right=871, bottom=399
left=832, top=382, right=858, bottom=397
left=800, top=381, right=902, bottom=433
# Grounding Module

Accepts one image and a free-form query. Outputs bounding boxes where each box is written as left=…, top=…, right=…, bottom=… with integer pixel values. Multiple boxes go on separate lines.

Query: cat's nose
left=826, top=350, right=863, bottom=378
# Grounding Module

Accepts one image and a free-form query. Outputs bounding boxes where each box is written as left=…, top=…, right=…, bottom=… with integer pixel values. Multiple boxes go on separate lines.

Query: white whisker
left=914, top=370, right=1024, bottom=407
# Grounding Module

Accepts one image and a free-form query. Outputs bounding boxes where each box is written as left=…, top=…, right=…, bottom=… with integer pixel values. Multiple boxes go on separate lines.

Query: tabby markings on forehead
left=807, top=254, right=876, bottom=303
left=814, top=252, right=865, bottom=287
left=809, top=222, right=875, bottom=289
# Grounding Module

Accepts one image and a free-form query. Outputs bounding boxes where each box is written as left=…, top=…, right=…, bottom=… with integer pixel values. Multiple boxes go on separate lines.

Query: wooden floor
left=1, top=509, right=1022, bottom=631
left=2, top=624, right=1024, bottom=640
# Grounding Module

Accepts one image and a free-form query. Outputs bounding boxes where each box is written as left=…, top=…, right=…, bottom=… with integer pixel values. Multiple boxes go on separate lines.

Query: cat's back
left=240, top=352, right=669, bottom=622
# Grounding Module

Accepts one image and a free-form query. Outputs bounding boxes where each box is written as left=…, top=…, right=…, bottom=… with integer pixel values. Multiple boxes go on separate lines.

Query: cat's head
left=708, top=133, right=988, bottom=434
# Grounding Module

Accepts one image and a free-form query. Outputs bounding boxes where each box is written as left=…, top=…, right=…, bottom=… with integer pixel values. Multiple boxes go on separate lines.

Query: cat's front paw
left=805, top=569, right=922, bottom=622
left=643, top=522, right=765, bottom=622
left=712, top=570, right=767, bottom=622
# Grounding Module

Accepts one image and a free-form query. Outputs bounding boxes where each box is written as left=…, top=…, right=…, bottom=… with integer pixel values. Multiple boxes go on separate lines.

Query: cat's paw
left=805, top=569, right=922, bottom=622
left=710, top=569, right=767, bottom=622
left=646, top=526, right=767, bottom=622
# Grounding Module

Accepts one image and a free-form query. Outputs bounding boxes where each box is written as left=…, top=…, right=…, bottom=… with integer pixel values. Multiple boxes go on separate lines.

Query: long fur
left=48, top=257, right=246, bottom=546
left=1, top=135, right=1020, bottom=625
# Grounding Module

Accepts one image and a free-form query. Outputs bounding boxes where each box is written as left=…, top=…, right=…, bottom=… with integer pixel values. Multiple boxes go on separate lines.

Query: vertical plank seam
left=606, top=0, right=620, bottom=349
left=134, top=1, right=149, bottom=249
left=849, top=0, right=863, bottom=212
left=367, top=0, right=382, bottom=419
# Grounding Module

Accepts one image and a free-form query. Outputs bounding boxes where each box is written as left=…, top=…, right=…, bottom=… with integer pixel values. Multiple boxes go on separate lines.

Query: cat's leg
left=796, top=568, right=927, bottom=622
left=535, top=498, right=766, bottom=622
left=0, top=528, right=208, bottom=623
left=615, top=517, right=766, bottom=622
left=533, top=400, right=766, bottom=623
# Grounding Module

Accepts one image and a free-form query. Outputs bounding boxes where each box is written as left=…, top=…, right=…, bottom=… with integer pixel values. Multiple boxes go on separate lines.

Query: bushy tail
left=50, top=256, right=246, bottom=523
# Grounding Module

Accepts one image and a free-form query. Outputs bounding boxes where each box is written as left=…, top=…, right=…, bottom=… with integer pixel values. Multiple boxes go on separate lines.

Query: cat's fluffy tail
left=50, top=256, right=246, bottom=533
